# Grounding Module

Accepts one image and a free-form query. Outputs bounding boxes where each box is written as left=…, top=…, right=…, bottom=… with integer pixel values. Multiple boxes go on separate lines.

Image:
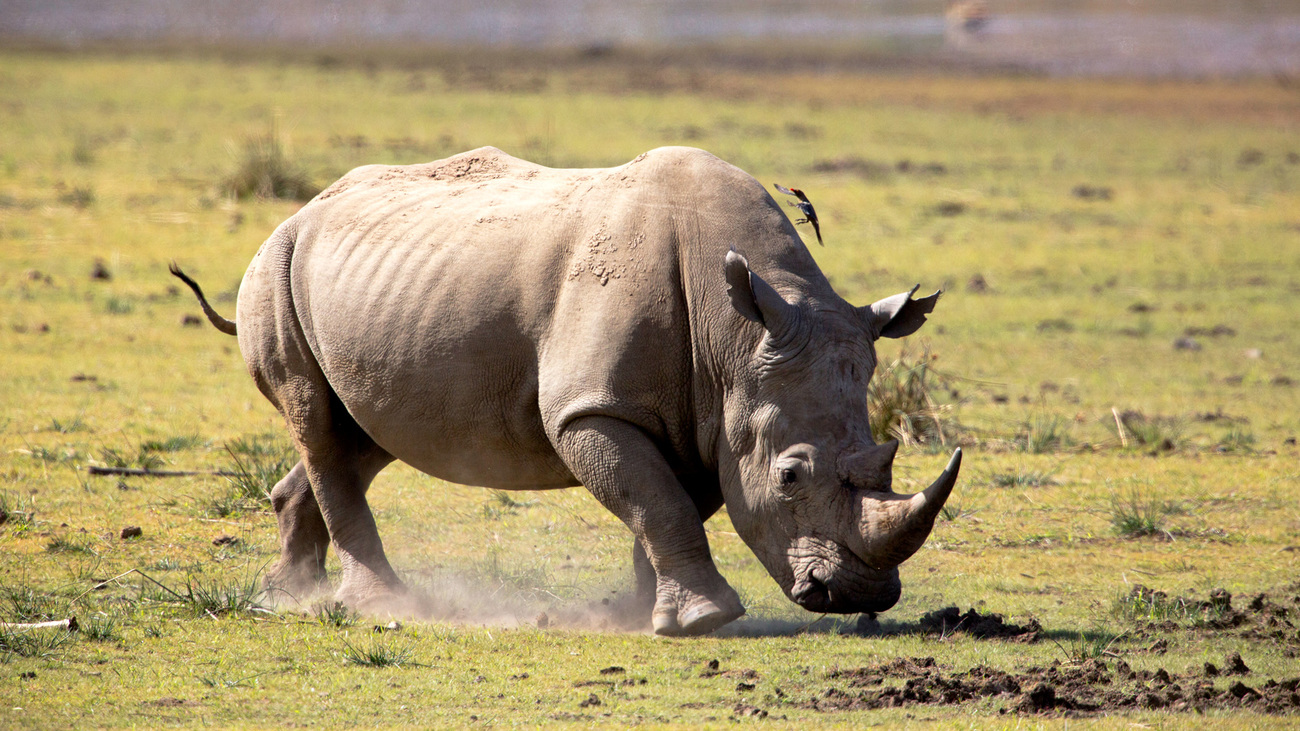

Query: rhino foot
left=262, top=563, right=330, bottom=606
left=651, top=582, right=745, bottom=637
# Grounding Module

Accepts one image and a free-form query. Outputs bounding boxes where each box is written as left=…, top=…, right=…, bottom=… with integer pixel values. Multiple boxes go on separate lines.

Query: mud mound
left=1126, top=585, right=1300, bottom=656
left=919, top=606, right=1043, bottom=641
left=851, top=606, right=1041, bottom=641
left=805, top=656, right=1300, bottom=715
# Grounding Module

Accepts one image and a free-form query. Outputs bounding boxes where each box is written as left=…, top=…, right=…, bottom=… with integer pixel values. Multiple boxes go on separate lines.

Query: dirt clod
left=1225, top=652, right=1251, bottom=675
left=120, top=526, right=142, bottom=539
left=578, top=693, right=601, bottom=708
left=211, top=534, right=238, bottom=546
left=918, top=606, right=1042, bottom=641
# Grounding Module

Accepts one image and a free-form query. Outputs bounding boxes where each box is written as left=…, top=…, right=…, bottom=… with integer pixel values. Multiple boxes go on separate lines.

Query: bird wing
left=773, top=183, right=796, bottom=197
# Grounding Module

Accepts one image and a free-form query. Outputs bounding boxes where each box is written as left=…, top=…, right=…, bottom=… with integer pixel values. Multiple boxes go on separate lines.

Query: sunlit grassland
left=1, top=51, right=1298, bottom=727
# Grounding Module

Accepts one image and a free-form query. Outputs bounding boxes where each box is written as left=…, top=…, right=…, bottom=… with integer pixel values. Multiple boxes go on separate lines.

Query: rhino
left=174, top=146, right=961, bottom=636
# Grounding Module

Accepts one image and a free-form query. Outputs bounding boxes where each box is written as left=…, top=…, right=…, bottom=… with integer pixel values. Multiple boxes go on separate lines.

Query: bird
left=773, top=183, right=822, bottom=246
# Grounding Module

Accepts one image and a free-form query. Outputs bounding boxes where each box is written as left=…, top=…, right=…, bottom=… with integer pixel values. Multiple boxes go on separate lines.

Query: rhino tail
left=169, top=262, right=238, bottom=336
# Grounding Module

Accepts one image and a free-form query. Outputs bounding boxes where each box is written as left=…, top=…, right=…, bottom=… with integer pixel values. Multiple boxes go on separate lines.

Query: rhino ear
left=724, top=248, right=798, bottom=332
left=863, top=285, right=942, bottom=339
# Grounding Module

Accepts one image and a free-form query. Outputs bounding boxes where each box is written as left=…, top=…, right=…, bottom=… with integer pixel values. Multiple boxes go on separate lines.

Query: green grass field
left=1, top=51, right=1298, bottom=727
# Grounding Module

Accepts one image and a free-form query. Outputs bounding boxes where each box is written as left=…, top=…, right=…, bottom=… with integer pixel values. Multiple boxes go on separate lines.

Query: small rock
left=211, top=534, right=238, bottom=546
left=120, top=526, right=142, bottom=539
left=1244, top=348, right=1263, bottom=359
left=90, top=259, right=112, bottom=281
left=181, top=314, right=203, bottom=327
left=967, top=274, right=988, bottom=293
left=1173, top=337, right=1201, bottom=351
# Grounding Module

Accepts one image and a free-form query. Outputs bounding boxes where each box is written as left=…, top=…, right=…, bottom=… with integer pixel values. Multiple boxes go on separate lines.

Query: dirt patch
left=1125, top=585, right=1300, bottom=656
left=805, top=656, right=1300, bottom=715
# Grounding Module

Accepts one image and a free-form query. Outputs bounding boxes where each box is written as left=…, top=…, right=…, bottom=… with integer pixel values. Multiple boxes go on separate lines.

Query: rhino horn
left=853, top=448, right=962, bottom=569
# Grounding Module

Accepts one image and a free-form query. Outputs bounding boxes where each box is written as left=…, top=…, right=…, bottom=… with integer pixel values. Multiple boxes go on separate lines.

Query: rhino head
left=718, top=249, right=961, bottom=615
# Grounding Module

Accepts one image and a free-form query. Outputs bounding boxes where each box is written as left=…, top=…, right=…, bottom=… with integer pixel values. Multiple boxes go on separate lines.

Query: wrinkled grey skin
left=179, top=146, right=961, bottom=636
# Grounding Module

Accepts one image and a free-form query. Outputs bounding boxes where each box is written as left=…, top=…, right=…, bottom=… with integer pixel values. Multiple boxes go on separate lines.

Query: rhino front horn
left=856, top=448, right=962, bottom=569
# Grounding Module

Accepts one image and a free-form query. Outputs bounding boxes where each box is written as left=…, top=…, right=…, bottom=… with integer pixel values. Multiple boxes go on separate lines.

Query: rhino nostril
left=793, top=574, right=830, bottom=611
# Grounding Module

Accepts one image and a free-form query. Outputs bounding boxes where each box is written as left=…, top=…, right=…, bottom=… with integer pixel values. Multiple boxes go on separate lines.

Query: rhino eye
left=779, top=468, right=798, bottom=487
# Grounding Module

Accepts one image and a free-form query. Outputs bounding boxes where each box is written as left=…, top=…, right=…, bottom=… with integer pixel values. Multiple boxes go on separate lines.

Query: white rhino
left=174, top=146, right=960, bottom=635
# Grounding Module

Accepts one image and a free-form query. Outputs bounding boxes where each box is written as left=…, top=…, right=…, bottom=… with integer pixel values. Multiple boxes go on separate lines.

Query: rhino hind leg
left=556, top=416, right=744, bottom=636
left=263, top=460, right=331, bottom=603
left=295, top=410, right=406, bottom=616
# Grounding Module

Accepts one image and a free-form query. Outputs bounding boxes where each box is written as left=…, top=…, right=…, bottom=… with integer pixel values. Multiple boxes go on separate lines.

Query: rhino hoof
left=652, top=600, right=745, bottom=637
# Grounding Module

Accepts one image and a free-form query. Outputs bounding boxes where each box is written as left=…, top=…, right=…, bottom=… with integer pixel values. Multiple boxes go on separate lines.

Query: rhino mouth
left=789, top=552, right=902, bottom=614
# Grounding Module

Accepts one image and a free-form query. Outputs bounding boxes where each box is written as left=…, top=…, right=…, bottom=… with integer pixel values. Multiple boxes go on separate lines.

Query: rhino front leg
left=263, top=461, right=331, bottom=602
left=556, top=416, right=743, bottom=636
left=629, top=485, right=725, bottom=628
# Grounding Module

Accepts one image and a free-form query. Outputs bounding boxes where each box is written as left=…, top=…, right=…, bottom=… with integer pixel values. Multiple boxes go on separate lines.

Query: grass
left=1016, top=412, right=1072, bottom=453
left=1, top=48, right=1298, bottom=727
left=314, top=601, right=357, bottom=628
left=1050, top=627, right=1127, bottom=663
left=867, top=345, right=959, bottom=447
left=1108, top=482, right=1179, bottom=538
left=209, top=432, right=296, bottom=515
left=224, top=127, right=320, bottom=201
left=339, top=634, right=416, bottom=668
left=1111, top=410, right=1187, bottom=451
left=988, top=468, right=1057, bottom=488
left=0, top=625, right=74, bottom=661
left=1112, top=586, right=1230, bottom=626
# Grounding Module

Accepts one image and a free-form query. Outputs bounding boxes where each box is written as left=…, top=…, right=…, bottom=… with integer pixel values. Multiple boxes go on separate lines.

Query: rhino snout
left=791, top=564, right=901, bottom=614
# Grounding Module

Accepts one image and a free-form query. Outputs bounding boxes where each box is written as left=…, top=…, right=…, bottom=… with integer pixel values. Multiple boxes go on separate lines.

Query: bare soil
left=710, top=590, right=1300, bottom=718
left=803, top=654, right=1300, bottom=716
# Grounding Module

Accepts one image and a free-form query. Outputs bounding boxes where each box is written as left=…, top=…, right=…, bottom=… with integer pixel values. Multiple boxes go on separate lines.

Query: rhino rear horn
left=724, top=249, right=799, bottom=333
left=862, top=285, right=941, bottom=339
